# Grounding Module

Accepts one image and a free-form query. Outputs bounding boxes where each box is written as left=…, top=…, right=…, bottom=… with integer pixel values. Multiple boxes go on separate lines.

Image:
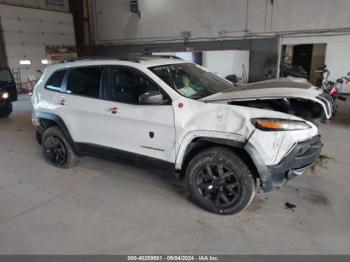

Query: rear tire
left=186, top=147, right=255, bottom=215
left=42, top=126, right=79, bottom=169
left=0, top=102, right=13, bottom=118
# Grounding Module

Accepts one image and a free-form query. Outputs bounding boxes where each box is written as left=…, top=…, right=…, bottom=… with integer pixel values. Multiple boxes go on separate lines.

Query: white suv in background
left=32, top=56, right=322, bottom=215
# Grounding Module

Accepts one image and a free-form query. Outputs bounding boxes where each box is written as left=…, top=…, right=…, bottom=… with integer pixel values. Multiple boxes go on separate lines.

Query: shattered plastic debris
left=285, top=202, right=297, bottom=210
left=310, top=154, right=335, bottom=175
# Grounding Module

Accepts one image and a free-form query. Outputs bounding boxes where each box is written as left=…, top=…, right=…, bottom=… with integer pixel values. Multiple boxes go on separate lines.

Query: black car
left=0, top=67, right=17, bottom=118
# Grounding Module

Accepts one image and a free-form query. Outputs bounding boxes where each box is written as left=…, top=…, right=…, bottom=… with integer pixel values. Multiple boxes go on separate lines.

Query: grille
left=317, top=93, right=334, bottom=118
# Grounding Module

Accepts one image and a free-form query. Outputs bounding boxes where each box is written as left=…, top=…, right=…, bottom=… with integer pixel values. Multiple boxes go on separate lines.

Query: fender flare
left=175, top=131, right=246, bottom=170
left=175, top=131, right=274, bottom=191
left=35, top=112, right=81, bottom=155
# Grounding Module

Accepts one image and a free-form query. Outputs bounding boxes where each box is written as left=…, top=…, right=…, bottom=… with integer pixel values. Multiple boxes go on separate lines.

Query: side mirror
left=139, top=91, right=168, bottom=105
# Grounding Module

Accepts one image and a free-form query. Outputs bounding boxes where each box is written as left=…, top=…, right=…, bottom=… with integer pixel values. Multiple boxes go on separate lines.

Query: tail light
left=330, top=86, right=339, bottom=97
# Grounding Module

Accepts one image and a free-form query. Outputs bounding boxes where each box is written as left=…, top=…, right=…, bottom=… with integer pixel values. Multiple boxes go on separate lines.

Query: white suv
left=32, top=56, right=322, bottom=215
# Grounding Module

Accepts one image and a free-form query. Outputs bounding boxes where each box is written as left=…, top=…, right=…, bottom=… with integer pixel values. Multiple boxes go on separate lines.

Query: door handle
left=106, top=106, right=121, bottom=114
left=56, top=98, right=67, bottom=105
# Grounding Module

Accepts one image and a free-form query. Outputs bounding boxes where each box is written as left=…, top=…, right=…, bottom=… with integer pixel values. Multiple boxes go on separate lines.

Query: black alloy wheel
left=186, top=147, right=256, bottom=215
left=43, top=136, right=67, bottom=167
left=196, top=164, right=241, bottom=208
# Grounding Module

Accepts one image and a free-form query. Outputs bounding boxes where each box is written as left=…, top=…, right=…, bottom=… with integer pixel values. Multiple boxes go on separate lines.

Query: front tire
left=186, top=147, right=255, bottom=215
left=0, top=102, right=13, bottom=118
left=42, top=126, right=79, bottom=169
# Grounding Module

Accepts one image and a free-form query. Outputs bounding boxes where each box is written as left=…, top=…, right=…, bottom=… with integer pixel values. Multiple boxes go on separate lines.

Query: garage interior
left=0, top=0, right=350, bottom=256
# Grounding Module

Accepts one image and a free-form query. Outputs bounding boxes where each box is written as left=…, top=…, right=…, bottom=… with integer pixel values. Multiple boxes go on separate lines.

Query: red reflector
left=178, top=103, right=184, bottom=108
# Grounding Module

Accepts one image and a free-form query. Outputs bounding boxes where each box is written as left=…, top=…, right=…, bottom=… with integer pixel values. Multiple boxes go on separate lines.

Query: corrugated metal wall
left=91, top=0, right=350, bottom=46
left=0, top=0, right=69, bottom=13
left=0, top=4, right=75, bottom=81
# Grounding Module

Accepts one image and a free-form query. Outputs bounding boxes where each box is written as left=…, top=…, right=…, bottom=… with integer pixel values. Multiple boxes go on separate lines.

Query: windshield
left=0, top=68, right=13, bottom=83
left=149, top=63, right=233, bottom=99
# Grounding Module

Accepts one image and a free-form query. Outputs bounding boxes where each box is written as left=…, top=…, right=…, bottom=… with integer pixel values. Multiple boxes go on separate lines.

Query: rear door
left=54, top=66, right=110, bottom=145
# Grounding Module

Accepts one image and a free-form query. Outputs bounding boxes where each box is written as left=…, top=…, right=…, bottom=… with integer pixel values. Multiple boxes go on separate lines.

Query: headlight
left=251, top=118, right=311, bottom=131
left=1, top=92, right=9, bottom=99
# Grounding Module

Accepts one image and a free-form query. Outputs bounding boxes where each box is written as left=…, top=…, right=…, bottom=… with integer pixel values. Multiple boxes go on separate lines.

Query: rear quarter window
left=46, top=70, right=67, bottom=91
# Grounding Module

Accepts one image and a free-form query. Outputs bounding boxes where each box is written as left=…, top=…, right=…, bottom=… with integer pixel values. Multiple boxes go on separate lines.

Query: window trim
left=106, top=65, right=172, bottom=106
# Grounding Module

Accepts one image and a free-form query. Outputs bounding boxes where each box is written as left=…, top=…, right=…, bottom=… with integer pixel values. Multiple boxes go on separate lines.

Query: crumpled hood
left=201, top=78, right=323, bottom=102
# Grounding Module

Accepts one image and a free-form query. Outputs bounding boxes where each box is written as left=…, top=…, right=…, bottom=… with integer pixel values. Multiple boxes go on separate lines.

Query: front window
left=149, top=63, right=233, bottom=99
left=109, top=66, right=159, bottom=104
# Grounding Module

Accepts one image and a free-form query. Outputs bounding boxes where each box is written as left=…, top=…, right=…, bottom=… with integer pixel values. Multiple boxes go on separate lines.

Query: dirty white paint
left=33, top=58, right=319, bottom=171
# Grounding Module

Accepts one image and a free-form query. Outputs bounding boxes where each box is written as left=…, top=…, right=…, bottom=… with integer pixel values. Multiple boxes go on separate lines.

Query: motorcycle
left=316, top=65, right=348, bottom=102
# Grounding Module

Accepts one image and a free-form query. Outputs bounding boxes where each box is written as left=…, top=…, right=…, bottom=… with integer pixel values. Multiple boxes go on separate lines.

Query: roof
left=60, top=55, right=184, bottom=65
left=45, top=55, right=188, bottom=71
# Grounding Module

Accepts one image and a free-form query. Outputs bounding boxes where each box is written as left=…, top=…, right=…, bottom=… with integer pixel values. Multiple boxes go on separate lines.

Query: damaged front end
left=229, top=98, right=326, bottom=126
left=245, top=135, right=322, bottom=191
left=200, top=78, right=334, bottom=126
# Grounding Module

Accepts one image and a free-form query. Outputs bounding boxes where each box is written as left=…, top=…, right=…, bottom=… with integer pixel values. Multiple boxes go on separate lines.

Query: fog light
left=1, top=92, right=9, bottom=99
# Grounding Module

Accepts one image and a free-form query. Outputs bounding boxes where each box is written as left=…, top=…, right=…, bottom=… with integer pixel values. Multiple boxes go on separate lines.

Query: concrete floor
left=0, top=95, right=349, bottom=254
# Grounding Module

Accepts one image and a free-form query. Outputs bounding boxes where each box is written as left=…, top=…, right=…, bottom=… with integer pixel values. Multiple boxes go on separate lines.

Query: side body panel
left=171, top=97, right=319, bottom=170
left=33, top=61, right=319, bottom=172
left=84, top=100, right=176, bottom=162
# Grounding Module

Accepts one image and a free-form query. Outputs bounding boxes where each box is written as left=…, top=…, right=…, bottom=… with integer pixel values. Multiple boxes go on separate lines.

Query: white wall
left=271, top=0, right=350, bottom=32
left=0, top=0, right=69, bottom=12
left=91, top=0, right=350, bottom=45
left=202, top=50, right=249, bottom=79
left=281, top=35, right=350, bottom=93
left=93, top=0, right=247, bottom=44
left=0, top=4, right=75, bottom=81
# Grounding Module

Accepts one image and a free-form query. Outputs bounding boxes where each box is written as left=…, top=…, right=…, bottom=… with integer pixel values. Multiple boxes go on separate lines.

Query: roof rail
left=58, top=54, right=182, bottom=64
left=144, top=54, right=183, bottom=60
left=58, top=56, right=141, bottom=64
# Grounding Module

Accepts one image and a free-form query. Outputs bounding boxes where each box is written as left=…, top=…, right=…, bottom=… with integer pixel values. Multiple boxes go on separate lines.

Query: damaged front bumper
left=245, top=135, right=322, bottom=192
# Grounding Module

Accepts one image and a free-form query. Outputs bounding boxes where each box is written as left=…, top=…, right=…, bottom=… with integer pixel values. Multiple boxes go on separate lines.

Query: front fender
left=174, top=130, right=246, bottom=170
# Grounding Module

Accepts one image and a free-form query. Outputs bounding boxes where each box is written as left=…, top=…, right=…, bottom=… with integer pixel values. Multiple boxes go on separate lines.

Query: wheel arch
left=35, top=112, right=80, bottom=155
left=177, top=137, right=261, bottom=185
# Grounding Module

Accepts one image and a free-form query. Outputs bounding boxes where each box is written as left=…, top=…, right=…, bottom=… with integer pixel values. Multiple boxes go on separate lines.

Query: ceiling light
left=19, top=60, right=31, bottom=65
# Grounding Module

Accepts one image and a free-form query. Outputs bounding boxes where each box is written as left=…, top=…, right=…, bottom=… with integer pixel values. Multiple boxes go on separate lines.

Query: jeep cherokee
left=32, top=56, right=322, bottom=215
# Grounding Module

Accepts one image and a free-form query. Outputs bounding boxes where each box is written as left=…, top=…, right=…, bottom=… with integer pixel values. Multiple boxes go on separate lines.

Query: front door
left=98, top=65, right=176, bottom=163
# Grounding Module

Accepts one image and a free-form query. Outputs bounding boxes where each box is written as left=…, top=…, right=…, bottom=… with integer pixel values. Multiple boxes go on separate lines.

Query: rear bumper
left=245, top=135, right=322, bottom=192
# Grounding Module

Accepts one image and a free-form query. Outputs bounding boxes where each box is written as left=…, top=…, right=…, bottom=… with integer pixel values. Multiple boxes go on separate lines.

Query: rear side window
left=46, top=70, right=66, bottom=91
left=66, top=67, right=102, bottom=98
